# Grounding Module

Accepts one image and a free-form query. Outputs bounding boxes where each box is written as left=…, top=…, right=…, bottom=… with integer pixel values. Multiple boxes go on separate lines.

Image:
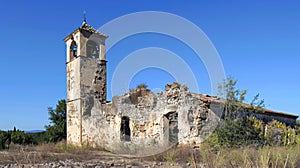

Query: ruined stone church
left=64, top=21, right=298, bottom=154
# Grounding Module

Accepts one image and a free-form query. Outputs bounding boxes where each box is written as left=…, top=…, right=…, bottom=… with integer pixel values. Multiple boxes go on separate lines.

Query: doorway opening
left=120, top=116, right=131, bottom=141
left=163, top=112, right=178, bottom=145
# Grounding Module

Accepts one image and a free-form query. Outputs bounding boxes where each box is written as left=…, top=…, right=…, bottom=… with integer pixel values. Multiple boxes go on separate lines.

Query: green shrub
left=216, top=117, right=264, bottom=148
left=204, top=132, right=220, bottom=149
left=264, top=120, right=297, bottom=146
left=11, top=130, right=33, bottom=145
left=296, top=120, right=300, bottom=127
left=0, top=130, right=10, bottom=149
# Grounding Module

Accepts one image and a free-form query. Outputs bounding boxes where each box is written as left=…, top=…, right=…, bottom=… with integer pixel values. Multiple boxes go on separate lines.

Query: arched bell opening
left=69, top=40, right=77, bottom=61
left=86, top=40, right=100, bottom=60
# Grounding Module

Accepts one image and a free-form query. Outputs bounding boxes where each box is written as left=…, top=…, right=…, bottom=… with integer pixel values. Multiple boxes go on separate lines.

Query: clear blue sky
left=0, top=1, right=299, bottom=130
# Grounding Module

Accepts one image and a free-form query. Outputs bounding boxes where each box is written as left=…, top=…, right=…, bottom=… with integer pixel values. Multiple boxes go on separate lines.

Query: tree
left=10, top=130, right=33, bottom=145
left=45, top=99, right=66, bottom=142
left=218, top=77, right=264, bottom=118
left=0, top=131, right=10, bottom=149
left=213, top=77, right=266, bottom=148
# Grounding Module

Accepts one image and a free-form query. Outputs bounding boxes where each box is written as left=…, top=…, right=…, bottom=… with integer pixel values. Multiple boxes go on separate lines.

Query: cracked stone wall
left=65, top=22, right=226, bottom=153
left=69, top=76, right=225, bottom=153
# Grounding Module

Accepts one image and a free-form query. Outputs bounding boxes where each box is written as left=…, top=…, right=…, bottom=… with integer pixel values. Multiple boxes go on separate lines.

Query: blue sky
left=0, top=1, right=299, bottom=130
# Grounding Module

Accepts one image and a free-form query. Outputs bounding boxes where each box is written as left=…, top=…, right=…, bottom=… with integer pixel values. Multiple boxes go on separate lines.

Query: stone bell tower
left=64, top=20, right=108, bottom=145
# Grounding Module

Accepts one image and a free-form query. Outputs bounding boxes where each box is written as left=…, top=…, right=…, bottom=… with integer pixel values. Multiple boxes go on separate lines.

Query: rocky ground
left=0, top=160, right=191, bottom=168
left=0, top=150, right=196, bottom=168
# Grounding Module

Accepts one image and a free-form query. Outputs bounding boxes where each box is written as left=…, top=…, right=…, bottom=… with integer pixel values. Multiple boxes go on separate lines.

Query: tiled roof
left=198, top=94, right=298, bottom=119
left=64, top=21, right=108, bottom=41
left=78, top=21, right=108, bottom=37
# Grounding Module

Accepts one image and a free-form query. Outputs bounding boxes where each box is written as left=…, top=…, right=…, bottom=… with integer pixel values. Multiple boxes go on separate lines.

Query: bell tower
left=64, top=20, right=108, bottom=145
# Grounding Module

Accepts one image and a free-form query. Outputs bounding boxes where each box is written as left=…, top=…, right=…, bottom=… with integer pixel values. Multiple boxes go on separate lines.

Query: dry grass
left=199, top=144, right=300, bottom=168
left=143, top=144, right=300, bottom=168
left=0, top=144, right=58, bottom=165
left=0, top=141, right=108, bottom=165
left=142, top=146, right=199, bottom=167
left=1, top=142, right=300, bottom=167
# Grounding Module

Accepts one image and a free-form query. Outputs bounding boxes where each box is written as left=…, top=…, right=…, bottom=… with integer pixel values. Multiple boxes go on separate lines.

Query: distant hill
left=24, top=130, right=45, bottom=134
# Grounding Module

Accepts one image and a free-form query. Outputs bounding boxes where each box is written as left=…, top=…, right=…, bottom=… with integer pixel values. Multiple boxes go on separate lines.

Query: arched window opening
left=120, top=116, right=131, bottom=141
left=86, top=40, right=99, bottom=60
left=70, top=40, right=77, bottom=61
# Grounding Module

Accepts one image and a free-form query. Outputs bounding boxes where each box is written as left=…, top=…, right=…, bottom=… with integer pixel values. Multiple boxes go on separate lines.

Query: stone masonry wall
left=76, top=82, right=225, bottom=155
left=69, top=78, right=297, bottom=155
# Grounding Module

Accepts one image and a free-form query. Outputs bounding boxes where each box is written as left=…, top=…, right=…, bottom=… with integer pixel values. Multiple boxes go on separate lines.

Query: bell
left=92, top=50, right=97, bottom=55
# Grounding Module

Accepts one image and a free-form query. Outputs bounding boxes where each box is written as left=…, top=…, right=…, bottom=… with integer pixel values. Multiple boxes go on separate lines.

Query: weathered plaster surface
left=69, top=78, right=225, bottom=154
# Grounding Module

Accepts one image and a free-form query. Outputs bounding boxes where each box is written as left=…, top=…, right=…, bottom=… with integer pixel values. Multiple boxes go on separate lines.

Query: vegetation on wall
left=205, top=77, right=299, bottom=149
left=218, top=77, right=265, bottom=118
left=215, top=117, right=264, bottom=148
left=208, top=117, right=299, bottom=149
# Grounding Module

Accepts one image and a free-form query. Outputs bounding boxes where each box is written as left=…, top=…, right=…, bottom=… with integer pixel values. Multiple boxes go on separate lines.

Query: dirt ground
left=0, top=146, right=192, bottom=168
